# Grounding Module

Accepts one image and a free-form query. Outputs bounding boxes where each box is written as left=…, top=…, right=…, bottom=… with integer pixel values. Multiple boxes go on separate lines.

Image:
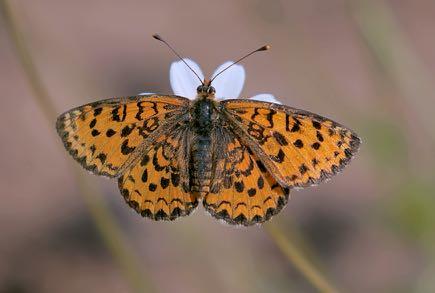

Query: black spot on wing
left=161, top=177, right=170, bottom=189
left=93, top=107, right=103, bottom=116
left=135, top=101, right=144, bottom=120
left=285, top=113, right=291, bottom=131
left=257, top=176, right=264, bottom=189
left=141, top=169, right=148, bottom=182
left=121, top=139, right=135, bottom=155
left=312, top=142, right=321, bottom=150
left=256, top=160, right=267, bottom=173
left=273, top=131, right=288, bottom=146
left=312, top=121, right=322, bottom=130
left=155, top=209, right=168, bottom=220
left=171, top=173, right=180, bottom=187
left=121, top=124, right=135, bottom=137
left=106, top=129, right=116, bottom=137
left=270, top=149, right=285, bottom=163
left=299, top=164, right=308, bottom=175
left=89, top=118, right=97, bottom=128
left=290, top=117, right=301, bottom=132
left=96, top=153, right=106, bottom=164
left=149, top=183, right=157, bottom=192
left=235, top=181, right=244, bottom=193
left=141, top=154, right=150, bottom=166
left=91, top=129, right=100, bottom=137
left=266, top=109, right=276, bottom=128
left=316, top=131, right=324, bottom=142
left=293, top=139, right=303, bottom=148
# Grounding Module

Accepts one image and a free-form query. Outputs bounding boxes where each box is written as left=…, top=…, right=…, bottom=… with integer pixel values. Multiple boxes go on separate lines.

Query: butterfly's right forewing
left=56, top=95, right=190, bottom=177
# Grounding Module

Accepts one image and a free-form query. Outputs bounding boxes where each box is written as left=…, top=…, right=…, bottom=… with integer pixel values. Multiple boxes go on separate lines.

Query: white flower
left=141, top=59, right=281, bottom=104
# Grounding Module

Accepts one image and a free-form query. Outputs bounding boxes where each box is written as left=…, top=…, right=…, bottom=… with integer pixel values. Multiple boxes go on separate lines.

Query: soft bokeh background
left=1, top=0, right=435, bottom=292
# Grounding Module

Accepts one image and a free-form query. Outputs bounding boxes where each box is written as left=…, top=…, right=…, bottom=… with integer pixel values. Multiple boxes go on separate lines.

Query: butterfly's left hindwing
left=119, top=123, right=198, bottom=221
left=221, top=99, right=361, bottom=189
left=56, top=95, right=189, bottom=177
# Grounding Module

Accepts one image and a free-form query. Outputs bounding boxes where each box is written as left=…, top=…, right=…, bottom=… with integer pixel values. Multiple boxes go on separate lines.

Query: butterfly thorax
left=191, top=97, right=214, bottom=133
left=189, top=97, right=217, bottom=196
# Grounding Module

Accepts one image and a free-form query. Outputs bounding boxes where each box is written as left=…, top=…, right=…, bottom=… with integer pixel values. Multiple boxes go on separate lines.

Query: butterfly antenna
left=210, top=44, right=271, bottom=83
left=153, top=34, right=204, bottom=85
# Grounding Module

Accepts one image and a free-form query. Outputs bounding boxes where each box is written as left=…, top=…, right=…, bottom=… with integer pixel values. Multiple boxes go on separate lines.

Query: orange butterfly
left=56, top=35, right=360, bottom=226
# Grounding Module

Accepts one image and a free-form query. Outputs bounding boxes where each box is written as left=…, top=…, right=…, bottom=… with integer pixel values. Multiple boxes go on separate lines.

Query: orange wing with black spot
left=221, top=99, right=361, bottom=189
left=203, top=125, right=289, bottom=226
left=56, top=95, right=189, bottom=177
left=118, top=122, right=198, bottom=220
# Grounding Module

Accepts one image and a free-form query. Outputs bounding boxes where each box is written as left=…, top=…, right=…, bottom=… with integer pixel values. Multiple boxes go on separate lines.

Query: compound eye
left=207, top=86, right=216, bottom=94
left=196, top=85, right=203, bottom=93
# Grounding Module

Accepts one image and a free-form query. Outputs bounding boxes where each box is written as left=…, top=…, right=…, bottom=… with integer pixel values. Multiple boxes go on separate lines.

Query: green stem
left=0, top=1, right=151, bottom=292
left=264, top=223, right=339, bottom=293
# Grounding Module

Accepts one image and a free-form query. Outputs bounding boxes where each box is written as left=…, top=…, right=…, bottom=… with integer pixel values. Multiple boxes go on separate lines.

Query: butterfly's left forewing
left=56, top=95, right=189, bottom=177
left=221, top=99, right=361, bottom=189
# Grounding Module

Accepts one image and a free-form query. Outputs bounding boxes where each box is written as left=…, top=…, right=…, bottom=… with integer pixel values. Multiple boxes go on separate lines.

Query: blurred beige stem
left=1, top=1, right=151, bottom=292
left=264, top=223, right=339, bottom=293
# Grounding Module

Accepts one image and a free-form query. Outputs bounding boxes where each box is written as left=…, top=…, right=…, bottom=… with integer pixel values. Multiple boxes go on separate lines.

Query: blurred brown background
left=1, top=0, right=435, bottom=292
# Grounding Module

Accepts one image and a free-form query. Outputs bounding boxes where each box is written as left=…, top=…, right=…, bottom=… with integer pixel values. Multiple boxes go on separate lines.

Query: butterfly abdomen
left=189, top=98, right=214, bottom=195
left=190, top=135, right=212, bottom=195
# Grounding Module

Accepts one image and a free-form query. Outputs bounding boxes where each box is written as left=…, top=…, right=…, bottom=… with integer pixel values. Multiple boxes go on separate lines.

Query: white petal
left=250, top=94, right=282, bottom=104
left=211, top=61, right=245, bottom=99
left=170, top=58, right=204, bottom=99
left=139, top=92, right=155, bottom=95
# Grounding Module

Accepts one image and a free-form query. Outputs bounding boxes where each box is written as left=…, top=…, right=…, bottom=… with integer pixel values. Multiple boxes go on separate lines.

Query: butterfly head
left=197, top=79, right=216, bottom=98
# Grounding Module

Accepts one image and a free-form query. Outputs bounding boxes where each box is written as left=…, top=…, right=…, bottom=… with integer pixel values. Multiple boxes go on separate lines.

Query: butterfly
left=56, top=35, right=360, bottom=226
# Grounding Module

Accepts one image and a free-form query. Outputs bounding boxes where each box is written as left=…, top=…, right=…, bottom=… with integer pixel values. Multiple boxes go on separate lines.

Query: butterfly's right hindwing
left=203, top=124, right=289, bottom=226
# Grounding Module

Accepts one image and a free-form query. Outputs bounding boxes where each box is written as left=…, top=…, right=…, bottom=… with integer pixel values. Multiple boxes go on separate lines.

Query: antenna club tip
left=152, top=34, right=163, bottom=41
left=259, top=45, right=271, bottom=51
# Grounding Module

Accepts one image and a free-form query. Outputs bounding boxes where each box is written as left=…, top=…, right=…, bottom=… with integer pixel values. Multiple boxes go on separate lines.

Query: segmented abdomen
left=190, top=135, right=212, bottom=196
